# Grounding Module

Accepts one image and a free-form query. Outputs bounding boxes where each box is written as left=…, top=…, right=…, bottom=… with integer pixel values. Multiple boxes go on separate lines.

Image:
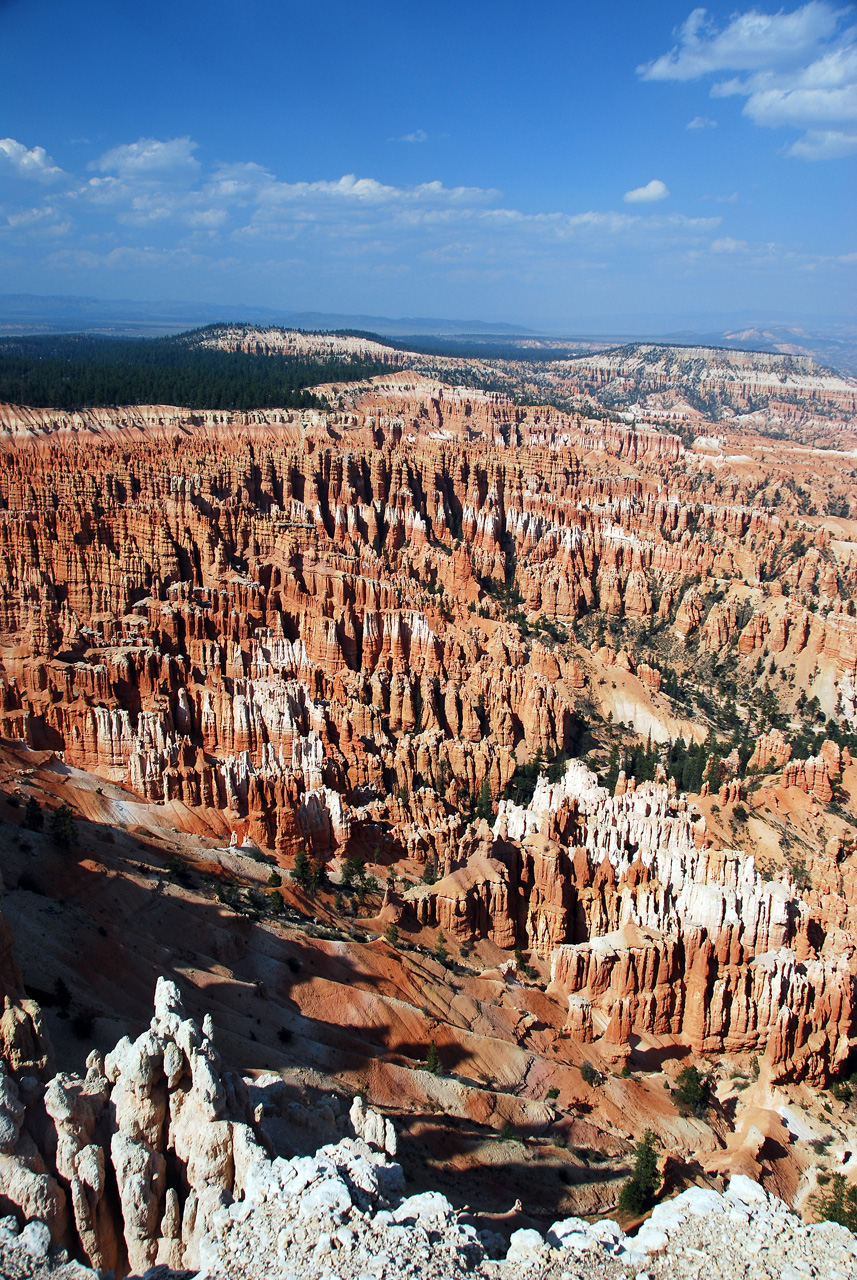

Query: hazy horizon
left=1, top=1, right=854, bottom=328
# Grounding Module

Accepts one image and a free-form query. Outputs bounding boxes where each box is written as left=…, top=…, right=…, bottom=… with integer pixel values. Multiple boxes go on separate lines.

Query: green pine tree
left=618, top=1129, right=659, bottom=1214
left=810, top=1173, right=857, bottom=1231
left=49, top=803, right=76, bottom=849
left=475, top=776, right=493, bottom=821
left=23, top=795, right=44, bottom=831
left=292, top=849, right=313, bottom=890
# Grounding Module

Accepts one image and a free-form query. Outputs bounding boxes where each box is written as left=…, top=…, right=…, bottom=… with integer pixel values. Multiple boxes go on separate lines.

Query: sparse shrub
left=425, top=1040, right=441, bottom=1075
left=385, top=923, right=399, bottom=944
left=499, top=1122, right=515, bottom=1141
left=70, top=1008, right=96, bottom=1040
left=267, top=870, right=282, bottom=887
left=580, top=1061, right=600, bottom=1087
left=341, top=855, right=365, bottom=891
left=23, top=796, right=43, bottom=829
left=421, top=859, right=437, bottom=885
left=435, top=929, right=448, bottom=960
left=810, top=1173, right=857, bottom=1231
left=547, top=1086, right=560, bottom=1100
left=788, top=853, right=811, bottom=890
left=277, top=1027, right=292, bottom=1044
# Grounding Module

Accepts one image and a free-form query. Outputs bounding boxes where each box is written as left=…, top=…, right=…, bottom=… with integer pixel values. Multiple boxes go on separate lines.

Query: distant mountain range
left=0, top=294, right=533, bottom=340
left=0, top=293, right=854, bottom=374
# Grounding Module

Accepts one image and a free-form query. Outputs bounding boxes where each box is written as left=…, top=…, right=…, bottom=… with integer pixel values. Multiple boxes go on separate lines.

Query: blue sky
left=0, top=0, right=854, bottom=329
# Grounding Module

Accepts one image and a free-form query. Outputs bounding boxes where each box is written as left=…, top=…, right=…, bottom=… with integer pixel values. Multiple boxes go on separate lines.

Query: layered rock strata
left=0, top=403, right=852, bottom=862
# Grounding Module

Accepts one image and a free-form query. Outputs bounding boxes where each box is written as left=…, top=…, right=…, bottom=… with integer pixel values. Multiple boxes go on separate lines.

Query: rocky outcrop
left=407, top=760, right=856, bottom=1083
left=0, top=969, right=265, bottom=1277
left=747, top=728, right=792, bottom=774
left=782, top=744, right=839, bottom=802
left=0, top=873, right=53, bottom=1080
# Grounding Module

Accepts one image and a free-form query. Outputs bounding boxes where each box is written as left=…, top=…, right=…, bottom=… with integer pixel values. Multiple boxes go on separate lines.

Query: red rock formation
left=746, top=729, right=792, bottom=774
left=407, top=758, right=856, bottom=1084
left=782, top=754, right=834, bottom=803
left=738, top=610, right=770, bottom=655
left=0, top=395, right=853, bottom=1088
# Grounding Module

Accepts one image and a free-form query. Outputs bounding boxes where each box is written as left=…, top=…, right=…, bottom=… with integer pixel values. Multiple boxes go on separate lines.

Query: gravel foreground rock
left=2, top=1147, right=854, bottom=1280
left=0, top=979, right=853, bottom=1280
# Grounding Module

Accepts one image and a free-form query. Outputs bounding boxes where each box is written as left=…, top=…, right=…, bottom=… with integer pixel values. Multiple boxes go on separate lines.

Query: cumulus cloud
left=640, top=3, right=841, bottom=80
left=687, top=115, right=717, bottom=128
left=0, top=138, right=65, bottom=182
left=0, top=132, right=737, bottom=306
left=93, top=136, right=200, bottom=178
left=786, top=126, right=857, bottom=156
left=624, top=179, right=670, bottom=203
left=639, top=3, right=857, bottom=158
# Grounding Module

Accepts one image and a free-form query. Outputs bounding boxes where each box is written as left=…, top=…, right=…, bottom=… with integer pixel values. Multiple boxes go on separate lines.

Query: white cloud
left=391, top=129, right=429, bottom=143
left=787, top=126, right=857, bottom=155
left=624, top=179, right=670, bottom=203
left=93, top=136, right=200, bottom=179
left=640, top=3, right=857, bottom=158
left=259, top=173, right=497, bottom=206
left=639, top=3, right=842, bottom=81
left=687, top=115, right=718, bottom=128
left=0, top=134, right=734, bottom=301
left=711, top=236, right=749, bottom=252
left=0, top=138, right=65, bottom=182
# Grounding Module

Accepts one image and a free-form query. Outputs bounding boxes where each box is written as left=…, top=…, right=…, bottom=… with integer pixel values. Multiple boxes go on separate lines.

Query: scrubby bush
left=674, top=1064, right=710, bottom=1115
left=49, top=803, right=76, bottom=848
left=23, top=796, right=43, bottom=830
left=810, top=1173, right=857, bottom=1231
